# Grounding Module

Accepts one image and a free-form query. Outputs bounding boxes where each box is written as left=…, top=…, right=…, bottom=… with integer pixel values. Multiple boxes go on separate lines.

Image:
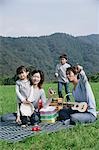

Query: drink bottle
left=38, top=99, right=43, bottom=110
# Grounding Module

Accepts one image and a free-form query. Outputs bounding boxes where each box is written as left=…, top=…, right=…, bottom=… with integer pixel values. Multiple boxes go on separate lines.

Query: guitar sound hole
left=82, top=106, right=84, bottom=109
left=76, top=105, right=79, bottom=108
left=58, top=103, right=62, bottom=106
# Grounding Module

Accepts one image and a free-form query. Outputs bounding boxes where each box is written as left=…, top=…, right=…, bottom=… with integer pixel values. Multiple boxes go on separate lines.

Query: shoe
left=21, top=124, right=27, bottom=128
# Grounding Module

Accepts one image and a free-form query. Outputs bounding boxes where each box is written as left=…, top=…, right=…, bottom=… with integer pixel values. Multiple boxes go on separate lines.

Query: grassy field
left=0, top=82, right=99, bottom=150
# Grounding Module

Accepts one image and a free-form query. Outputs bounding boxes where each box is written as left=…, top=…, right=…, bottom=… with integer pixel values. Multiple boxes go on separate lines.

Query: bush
left=0, top=75, right=17, bottom=85
left=89, top=73, right=99, bottom=82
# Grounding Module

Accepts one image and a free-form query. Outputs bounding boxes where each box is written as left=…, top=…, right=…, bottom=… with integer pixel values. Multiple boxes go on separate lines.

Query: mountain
left=76, top=34, right=99, bottom=47
left=0, top=33, right=99, bottom=81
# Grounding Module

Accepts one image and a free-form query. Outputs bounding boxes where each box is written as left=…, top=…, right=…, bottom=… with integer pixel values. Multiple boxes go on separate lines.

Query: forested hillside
left=0, top=33, right=99, bottom=82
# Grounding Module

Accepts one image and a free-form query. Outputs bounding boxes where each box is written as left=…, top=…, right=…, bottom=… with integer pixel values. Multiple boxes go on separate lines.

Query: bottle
left=38, top=99, right=43, bottom=110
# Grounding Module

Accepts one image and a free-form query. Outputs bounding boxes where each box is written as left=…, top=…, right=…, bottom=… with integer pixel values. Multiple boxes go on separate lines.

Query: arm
left=40, top=89, right=47, bottom=106
left=79, top=70, right=88, bottom=83
left=55, top=64, right=59, bottom=77
left=27, top=86, right=35, bottom=102
left=16, top=103, right=20, bottom=117
left=16, top=103, right=21, bottom=123
left=76, top=65, right=88, bottom=83
left=16, top=83, right=26, bottom=102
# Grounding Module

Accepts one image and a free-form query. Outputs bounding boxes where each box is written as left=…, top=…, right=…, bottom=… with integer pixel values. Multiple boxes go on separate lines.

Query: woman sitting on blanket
left=59, top=65, right=97, bottom=124
left=30, top=69, right=47, bottom=110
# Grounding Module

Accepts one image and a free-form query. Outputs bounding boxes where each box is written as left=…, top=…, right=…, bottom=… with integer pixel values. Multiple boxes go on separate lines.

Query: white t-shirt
left=55, top=63, right=71, bottom=83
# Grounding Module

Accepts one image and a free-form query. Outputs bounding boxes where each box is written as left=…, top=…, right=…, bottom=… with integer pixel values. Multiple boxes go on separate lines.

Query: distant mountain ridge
left=0, top=33, right=99, bottom=81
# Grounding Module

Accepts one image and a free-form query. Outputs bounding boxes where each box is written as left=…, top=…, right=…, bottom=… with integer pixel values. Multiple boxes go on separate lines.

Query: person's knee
left=58, top=109, right=64, bottom=120
left=58, top=109, right=70, bottom=121
left=70, top=113, right=81, bottom=123
left=70, top=113, right=96, bottom=124
left=58, top=109, right=67, bottom=120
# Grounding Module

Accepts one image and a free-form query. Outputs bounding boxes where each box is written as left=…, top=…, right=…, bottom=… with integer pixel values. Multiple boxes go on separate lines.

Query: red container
left=38, top=99, right=43, bottom=110
left=32, top=125, right=41, bottom=131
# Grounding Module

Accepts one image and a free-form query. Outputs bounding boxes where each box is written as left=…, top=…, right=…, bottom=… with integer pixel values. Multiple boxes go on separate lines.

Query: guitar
left=50, top=98, right=87, bottom=112
left=63, top=102, right=87, bottom=112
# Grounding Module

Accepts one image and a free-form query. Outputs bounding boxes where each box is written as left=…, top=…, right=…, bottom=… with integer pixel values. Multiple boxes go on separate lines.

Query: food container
left=40, top=106, right=58, bottom=123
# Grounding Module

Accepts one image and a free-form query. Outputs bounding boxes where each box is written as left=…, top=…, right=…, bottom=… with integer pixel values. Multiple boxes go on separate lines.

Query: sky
left=0, top=0, right=99, bottom=37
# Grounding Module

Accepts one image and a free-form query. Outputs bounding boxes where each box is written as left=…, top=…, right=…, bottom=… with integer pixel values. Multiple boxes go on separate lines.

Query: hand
left=55, top=73, right=58, bottom=78
left=76, top=65, right=83, bottom=73
left=26, top=99, right=32, bottom=103
left=23, top=100, right=31, bottom=104
left=74, top=64, right=83, bottom=73
left=48, top=88, right=56, bottom=98
left=22, top=100, right=27, bottom=104
left=16, top=116, right=21, bottom=123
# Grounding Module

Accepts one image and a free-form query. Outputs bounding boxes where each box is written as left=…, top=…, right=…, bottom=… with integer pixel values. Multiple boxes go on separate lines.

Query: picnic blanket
left=1, top=111, right=99, bottom=143
left=0, top=113, right=72, bottom=143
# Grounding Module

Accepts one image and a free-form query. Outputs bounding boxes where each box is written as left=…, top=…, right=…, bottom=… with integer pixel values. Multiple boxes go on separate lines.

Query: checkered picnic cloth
left=0, top=120, right=71, bottom=142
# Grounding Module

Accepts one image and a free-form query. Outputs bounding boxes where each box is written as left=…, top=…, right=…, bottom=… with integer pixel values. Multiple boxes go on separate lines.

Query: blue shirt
left=72, top=70, right=97, bottom=117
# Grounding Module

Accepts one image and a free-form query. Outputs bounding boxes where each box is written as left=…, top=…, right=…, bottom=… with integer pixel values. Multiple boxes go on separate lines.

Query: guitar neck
left=63, top=102, right=76, bottom=106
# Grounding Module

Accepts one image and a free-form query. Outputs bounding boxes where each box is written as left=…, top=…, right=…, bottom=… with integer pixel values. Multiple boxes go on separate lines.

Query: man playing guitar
left=58, top=65, right=97, bottom=124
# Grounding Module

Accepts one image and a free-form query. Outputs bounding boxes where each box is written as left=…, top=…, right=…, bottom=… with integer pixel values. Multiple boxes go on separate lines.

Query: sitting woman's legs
left=70, top=112, right=96, bottom=124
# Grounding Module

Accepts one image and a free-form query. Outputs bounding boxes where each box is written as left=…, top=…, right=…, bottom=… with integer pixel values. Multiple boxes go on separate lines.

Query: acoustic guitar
left=63, top=102, right=88, bottom=112
left=50, top=98, right=87, bottom=112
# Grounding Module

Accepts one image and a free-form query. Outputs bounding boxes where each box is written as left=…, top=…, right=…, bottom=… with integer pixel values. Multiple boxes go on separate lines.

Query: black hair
left=66, top=66, right=78, bottom=75
left=66, top=66, right=80, bottom=79
left=16, top=66, right=29, bottom=75
left=59, top=54, right=68, bottom=60
left=30, top=70, right=44, bottom=89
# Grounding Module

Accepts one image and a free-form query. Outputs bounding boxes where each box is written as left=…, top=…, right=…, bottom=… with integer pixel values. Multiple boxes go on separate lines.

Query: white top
left=55, top=63, right=71, bottom=83
left=16, top=85, right=47, bottom=116
left=31, top=86, right=46, bottom=109
left=16, top=79, right=33, bottom=103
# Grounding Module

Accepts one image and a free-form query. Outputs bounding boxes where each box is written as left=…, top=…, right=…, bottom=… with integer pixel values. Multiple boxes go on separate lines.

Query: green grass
left=0, top=82, right=99, bottom=150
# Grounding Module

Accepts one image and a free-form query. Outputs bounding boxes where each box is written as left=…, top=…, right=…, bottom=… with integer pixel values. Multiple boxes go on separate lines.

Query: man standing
left=55, top=54, right=71, bottom=101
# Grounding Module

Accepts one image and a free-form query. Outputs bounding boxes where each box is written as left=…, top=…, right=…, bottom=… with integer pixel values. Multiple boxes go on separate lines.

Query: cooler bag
left=40, top=106, right=58, bottom=123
